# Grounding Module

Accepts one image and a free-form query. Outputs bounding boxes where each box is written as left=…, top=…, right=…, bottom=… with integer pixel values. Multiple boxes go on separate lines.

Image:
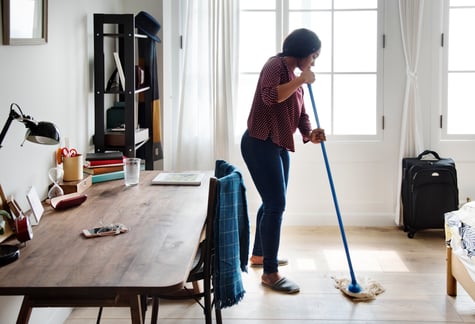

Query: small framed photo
left=26, top=186, right=44, bottom=225
left=6, top=198, right=21, bottom=219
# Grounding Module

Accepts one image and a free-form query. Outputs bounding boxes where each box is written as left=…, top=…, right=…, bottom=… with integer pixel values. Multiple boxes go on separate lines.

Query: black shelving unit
left=93, top=13, right=154, bottom=169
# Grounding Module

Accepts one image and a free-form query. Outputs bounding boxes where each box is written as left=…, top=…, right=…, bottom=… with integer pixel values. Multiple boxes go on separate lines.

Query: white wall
left=0, top=0, right=124, bottom=212
left=0, top=1, right=166, bottom=321
left=0, top=1, right=132, bottom=323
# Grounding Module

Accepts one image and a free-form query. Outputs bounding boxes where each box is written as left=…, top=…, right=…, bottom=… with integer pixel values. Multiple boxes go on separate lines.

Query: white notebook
left=151, top=172, right=204, bottom=186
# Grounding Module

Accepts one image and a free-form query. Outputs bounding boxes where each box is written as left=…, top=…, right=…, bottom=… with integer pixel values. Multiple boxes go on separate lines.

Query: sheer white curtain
left=210, top=0, right=239, bottom=161
left=394, top=0, right=425, bottom=225
left=170, top=0, right=239, bottom=171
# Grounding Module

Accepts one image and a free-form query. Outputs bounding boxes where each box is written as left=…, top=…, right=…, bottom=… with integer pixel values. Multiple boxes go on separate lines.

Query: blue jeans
left=241, top=130, right=289, bottom=274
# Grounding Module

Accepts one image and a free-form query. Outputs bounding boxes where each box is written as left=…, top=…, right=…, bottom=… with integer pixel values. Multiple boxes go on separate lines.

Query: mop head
left=332, top=276, right=385, bottom=301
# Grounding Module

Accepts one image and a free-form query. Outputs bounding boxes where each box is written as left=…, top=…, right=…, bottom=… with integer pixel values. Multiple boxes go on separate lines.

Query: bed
left=445, top=201, right=475, bottom=300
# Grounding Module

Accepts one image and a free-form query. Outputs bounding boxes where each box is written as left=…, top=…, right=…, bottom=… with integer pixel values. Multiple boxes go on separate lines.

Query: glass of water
left=124, top=158, right=141, bottom=186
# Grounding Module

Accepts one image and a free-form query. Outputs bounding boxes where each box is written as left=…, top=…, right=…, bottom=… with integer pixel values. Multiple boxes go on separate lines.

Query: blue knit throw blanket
left=213, top=160, right=250, bottom=309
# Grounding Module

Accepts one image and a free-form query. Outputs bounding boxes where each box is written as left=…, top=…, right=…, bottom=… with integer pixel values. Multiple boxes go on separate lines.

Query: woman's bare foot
left=261, top=272, right=283, bottom=286
left=250, top=255, right=289, bottom=267
left=250, top=255, right=263, bottom=265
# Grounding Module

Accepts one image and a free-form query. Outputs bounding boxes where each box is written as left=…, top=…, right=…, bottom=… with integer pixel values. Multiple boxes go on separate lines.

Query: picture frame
left=2, top=0, right=48, bottom=45
left=6, top=197, right=21, bottom=219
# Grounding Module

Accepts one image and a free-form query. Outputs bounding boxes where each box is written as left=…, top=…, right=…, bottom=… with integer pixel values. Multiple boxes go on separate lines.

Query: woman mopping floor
left=241, top=28, right=326, bottom=294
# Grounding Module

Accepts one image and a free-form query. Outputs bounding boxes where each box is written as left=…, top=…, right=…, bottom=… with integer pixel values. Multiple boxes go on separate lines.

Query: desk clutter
left=0, top=152, right=125, bottom=246
left=0, top=151, right=143, bottom=267
left=0, top=184, right=33, bottom=261
left=0, top=189, right=30, bottom=266
left=50, top=192, right=87, bottom=210
left=85, top=151, right=125, bottom=183
left=48, top=151, right=144, bottom=192
left=56, top=146, right=83, bottom=181
left=84, top=151, right=144, bottom=184
left=0, top=179, right=87, bottom=252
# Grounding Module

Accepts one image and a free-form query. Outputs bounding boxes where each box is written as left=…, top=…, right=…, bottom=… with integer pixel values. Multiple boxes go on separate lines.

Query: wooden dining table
left=0, top=171, right=211, bottom=324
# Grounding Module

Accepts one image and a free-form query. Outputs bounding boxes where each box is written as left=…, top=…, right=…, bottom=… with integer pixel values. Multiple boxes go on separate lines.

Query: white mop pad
left=332, top=276, right=385, bottom=300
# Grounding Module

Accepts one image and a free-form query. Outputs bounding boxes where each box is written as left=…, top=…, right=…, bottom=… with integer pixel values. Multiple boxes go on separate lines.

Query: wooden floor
left=64, top=226, right=475, bottom=323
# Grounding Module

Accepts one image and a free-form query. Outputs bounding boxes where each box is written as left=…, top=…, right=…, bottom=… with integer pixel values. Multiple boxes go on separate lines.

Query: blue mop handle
left=307, top=84, right=360, bottom=292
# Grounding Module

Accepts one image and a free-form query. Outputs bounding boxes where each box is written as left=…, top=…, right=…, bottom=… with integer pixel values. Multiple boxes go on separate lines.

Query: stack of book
left=84, top=152, right=125, bottom=184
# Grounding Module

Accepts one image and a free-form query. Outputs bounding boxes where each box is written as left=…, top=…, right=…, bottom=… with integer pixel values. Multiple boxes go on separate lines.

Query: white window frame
left=441, top=0, right=475, bottom=140
left=237, top=0, right=385, bottom=143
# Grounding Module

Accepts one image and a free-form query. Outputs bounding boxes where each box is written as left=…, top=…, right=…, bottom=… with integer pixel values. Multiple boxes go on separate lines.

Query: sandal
left=262, top=277, right=300, bottom=294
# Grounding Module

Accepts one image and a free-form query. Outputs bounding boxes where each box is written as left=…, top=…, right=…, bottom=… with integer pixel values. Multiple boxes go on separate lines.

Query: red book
left=84, top=159, right=124, bottom=167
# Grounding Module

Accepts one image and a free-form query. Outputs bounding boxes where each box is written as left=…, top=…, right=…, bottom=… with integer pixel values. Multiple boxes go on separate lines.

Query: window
left=445, top=0, right=475, bottom=136
left=237, top=0, right=381, bottom=139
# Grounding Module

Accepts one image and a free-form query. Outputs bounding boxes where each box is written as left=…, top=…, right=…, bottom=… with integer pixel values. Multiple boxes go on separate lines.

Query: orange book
left=83, top=164, right=124, bottom=175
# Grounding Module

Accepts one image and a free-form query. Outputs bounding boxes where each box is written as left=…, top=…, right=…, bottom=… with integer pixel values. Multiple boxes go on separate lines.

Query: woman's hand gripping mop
left=307, top=83, right=384, bottom=300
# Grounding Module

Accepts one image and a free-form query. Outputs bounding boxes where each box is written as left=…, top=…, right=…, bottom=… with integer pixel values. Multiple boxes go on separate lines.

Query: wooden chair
left=149, top=176, right=222, bottom=324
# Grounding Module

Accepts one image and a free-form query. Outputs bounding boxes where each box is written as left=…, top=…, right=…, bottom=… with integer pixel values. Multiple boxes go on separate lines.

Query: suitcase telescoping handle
left=417, top=150, right=440, bottom=160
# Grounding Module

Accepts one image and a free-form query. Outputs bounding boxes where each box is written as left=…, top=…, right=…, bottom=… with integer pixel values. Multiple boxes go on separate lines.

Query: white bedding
left=446, top=201, right=475, bottom=281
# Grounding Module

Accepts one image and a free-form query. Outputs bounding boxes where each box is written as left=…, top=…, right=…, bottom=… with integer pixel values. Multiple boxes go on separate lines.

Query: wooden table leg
left=15, top=293, right=148, bottom=324
left=129, top=294, right=144, bottom=324
left=16, top=296, right=32, bottom=324
left=151, top=297, right=159, bottom=324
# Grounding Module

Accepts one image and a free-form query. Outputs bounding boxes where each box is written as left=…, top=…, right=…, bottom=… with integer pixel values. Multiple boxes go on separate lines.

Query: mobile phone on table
left=82, top=224, right=128, bottom=238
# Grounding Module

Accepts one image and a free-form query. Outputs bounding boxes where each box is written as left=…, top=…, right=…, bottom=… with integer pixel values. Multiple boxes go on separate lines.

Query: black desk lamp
left=0, top=103, right=60, bottom=148
left=0, top=103, right=60, bottom=266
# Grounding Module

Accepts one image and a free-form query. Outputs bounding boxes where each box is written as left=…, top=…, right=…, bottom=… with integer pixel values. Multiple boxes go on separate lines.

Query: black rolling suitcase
left=401, top=150, right=459, bottom=238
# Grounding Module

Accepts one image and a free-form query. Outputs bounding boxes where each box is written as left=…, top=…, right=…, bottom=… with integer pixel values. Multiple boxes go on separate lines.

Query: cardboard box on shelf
left=48, top=175, right=92, bottom=195
left=104, top=128, right=149, bottom=147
